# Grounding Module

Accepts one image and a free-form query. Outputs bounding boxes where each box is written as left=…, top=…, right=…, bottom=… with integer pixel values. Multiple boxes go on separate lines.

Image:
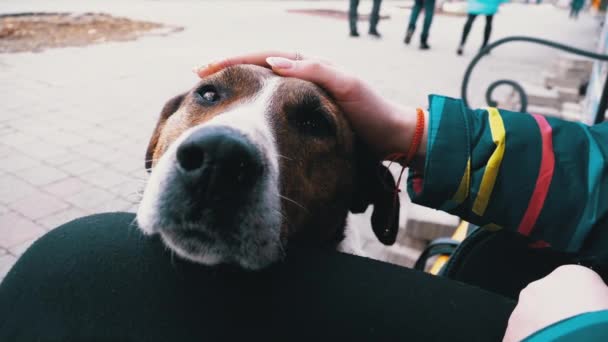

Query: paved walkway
left=0, top=0, right=599, bottom=279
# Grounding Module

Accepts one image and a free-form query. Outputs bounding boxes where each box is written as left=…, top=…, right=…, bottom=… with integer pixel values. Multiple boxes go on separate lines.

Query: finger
left=265, top=57, right=355, bottom=99
left=195, top=51, right=301, bottom=78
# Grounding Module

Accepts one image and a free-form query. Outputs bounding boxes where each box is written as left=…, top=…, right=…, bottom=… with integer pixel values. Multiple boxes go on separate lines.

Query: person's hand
left=195, top=52, right=427, bottom=162
left=503, top=265, right=608, bottom=342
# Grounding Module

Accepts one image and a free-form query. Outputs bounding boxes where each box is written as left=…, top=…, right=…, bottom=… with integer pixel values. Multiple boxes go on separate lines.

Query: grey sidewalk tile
left=9, top=192, right=70, bottom=220
left=36, top=130, right=89, bottom=148
left=58, top=120, right=97, bottom=134
left=0, top=204, right=9, bottom=215
left=108, top=180, right=143, bottom=203
left=14, top=141, right=70, bottom=160
left=0, top=174, right=38, bottom=204
left=107, top=152, right=146, bottom=174
left=60, top=158, right=104, bottom=175
left=0, top=254, right=17, bottom=280
left=8, top=238, right=35, bottom=257
left=65, top=187, right=116, bottom=212
left=80, top=168, right=132, bottom=189
left=43, top=152, right=82, bottom=167
left=43, top=177, right=89, bottom=197
left=0, top=144, right=12, bottom=158
left=0, top=124, right=16, bottom=137
left=1, top=132, right=38, bottom=147
left=36, top=207, right=87, bottom=230
left=91, top=196, right=136, bottom=214
left=0, top=212, right=46, bottom=248
left=16, top=165, right=70, bottom=186
left=69, top=142, right=123, bottom=164
left=87, top=129, right=126, bottom=144
left=0, top=154, right=42, bottom=173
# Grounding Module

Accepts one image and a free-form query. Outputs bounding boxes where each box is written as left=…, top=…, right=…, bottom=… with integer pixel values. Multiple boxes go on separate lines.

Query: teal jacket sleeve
left=407, top=95, right=608, bottom=252
left=523, top=310, right=608, bottom=341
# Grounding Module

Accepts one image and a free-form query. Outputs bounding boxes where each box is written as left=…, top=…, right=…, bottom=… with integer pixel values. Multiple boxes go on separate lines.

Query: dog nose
left=176, top=126, right=263, bottom=195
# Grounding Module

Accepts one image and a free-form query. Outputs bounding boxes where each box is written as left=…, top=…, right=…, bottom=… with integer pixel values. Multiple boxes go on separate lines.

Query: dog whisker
left=276, top=154, right=294, bottom=161
left=278, top=194, right=308, bottom=212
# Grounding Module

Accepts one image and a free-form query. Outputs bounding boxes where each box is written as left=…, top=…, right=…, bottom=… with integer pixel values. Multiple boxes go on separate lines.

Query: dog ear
left=349, top=142, right=400, bottom=245
left=145, top=93, right=186, bottom=172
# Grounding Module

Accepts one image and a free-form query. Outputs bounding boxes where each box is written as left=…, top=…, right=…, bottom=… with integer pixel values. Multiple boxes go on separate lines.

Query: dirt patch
left=287, top=9, right=390, bottom=21
left=0, top=12, right=182, bottom=53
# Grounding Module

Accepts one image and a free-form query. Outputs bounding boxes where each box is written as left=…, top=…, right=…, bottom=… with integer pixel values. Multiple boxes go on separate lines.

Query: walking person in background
left=404, top=0, right=436, bottom=49
left=457, top=0, right=505, bottom=56
left=570, top=0, right=584, bottom=19
left=349, top=0, right=383, bottom=37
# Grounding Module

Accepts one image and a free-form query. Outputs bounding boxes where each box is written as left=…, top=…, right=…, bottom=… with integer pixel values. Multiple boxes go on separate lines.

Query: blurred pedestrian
left=457, top=0, right=505, bottom=56
left=570, top=0, right=584, bottom=19
left=404, top=0, right=436, bottom=49
left=349, top=0, right=383, bottom=37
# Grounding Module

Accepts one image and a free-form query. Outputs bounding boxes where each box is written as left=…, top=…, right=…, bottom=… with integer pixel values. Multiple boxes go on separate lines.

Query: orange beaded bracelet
left=405, top=108, right=426, bottom=166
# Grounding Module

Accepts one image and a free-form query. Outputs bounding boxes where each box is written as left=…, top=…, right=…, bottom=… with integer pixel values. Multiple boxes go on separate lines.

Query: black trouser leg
left=460, top=13, right=477, bottom=46
left=369, top=0, right=382, bottom=33
left=0, top=213, right=515, bottom=341
left=407, top=0, right=424, bottom=31
left=349, top=0, right=360, bottom=33
left=482, top=15, right=494, bottom=48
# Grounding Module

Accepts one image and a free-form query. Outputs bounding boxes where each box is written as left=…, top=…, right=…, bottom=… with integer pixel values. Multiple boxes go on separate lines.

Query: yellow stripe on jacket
left=473, top=108, right=506, bottom=216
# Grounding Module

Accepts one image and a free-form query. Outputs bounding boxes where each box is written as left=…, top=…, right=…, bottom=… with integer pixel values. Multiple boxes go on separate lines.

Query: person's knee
left=6, top=212, right=140, bottom=275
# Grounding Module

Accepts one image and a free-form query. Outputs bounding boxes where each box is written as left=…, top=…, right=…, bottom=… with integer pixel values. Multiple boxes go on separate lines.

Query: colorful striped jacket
left=407, top=95, right=608, bottom=340
left=408, top=95, right=607, bottom=255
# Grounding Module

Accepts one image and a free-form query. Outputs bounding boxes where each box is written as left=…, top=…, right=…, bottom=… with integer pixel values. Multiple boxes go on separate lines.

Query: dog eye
left=291, top=108, right=334, bottom=137
left=196, top=85, right=221, bottom=104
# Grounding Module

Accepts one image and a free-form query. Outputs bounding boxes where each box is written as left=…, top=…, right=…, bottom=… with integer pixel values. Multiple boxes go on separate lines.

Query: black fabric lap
left=0, top=213, right=514, bottom=341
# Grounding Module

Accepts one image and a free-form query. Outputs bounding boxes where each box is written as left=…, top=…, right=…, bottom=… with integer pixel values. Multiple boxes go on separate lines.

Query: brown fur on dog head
left=140, top=65, right=398, bottom=268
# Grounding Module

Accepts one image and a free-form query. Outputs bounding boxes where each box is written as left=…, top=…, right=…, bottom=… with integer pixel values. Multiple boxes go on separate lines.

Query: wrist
left=387, top=105, right=428, bottom=167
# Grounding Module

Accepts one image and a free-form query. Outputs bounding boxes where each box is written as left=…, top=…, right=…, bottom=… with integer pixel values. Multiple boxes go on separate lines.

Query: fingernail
left=266, top=57, right=294, bottom=70
left=194, top=62, right=219, bottom=76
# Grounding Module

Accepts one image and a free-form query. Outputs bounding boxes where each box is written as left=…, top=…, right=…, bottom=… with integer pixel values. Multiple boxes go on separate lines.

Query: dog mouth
left=175, top=227, right=215, bottom=243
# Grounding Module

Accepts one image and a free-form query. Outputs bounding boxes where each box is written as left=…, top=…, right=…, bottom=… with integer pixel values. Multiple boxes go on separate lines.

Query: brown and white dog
left=137, top=65, right=399, bottom=270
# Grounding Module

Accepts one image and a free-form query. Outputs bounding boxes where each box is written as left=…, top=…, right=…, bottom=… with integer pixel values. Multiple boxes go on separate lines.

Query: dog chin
left=159, top=227, right=283, bottom=270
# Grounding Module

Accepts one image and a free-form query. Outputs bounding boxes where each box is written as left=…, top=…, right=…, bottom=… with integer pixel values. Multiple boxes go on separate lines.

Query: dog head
left=137, top=65, right=399, bottom=269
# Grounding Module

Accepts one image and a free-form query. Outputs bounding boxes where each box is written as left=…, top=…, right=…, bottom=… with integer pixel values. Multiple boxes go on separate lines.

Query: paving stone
left=80, top=168, right=133, bottom=190
left=69, top=142, right=123, bottom=164
left=90, top=196, right=137, bottom=213
left=108, top=180, right=144, bottom=203
left=0, top=144, right=12, bottom=158
left=14, top=141, right=71, bottom=161
left=0, top=204, right=9, bottom=215
left=0, top=154, right=42, bottom=173
left=36, top=130, right=89, bottom=148
left=57, top=119, right=96, bottom=134
left=0, top=174, right=38, bottom=204
left=0, top=132, right=38, bottom=147
left=43, top=177, right=89, bottom=197
left=65, top=187, right=116, bottom=211
left=60, top=158, right=104, bottom=175
left=0, top=124, right=16, bottom=137
left=9, top=192, right=70, bottom=220
left=16, top=164, right=70, bottom=186
left=8, top=238, right=36, bottom=257
left=36, top=207, right=87, bottom=230
left=43, top=151, right=82, bottom=167
left=0, top=212, right=46, bottom=248
left=0, top=254, right=17, bottom=280
left=87, top=129, right=127, bottom=144
left=108, top=154, right=146, bottom=174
